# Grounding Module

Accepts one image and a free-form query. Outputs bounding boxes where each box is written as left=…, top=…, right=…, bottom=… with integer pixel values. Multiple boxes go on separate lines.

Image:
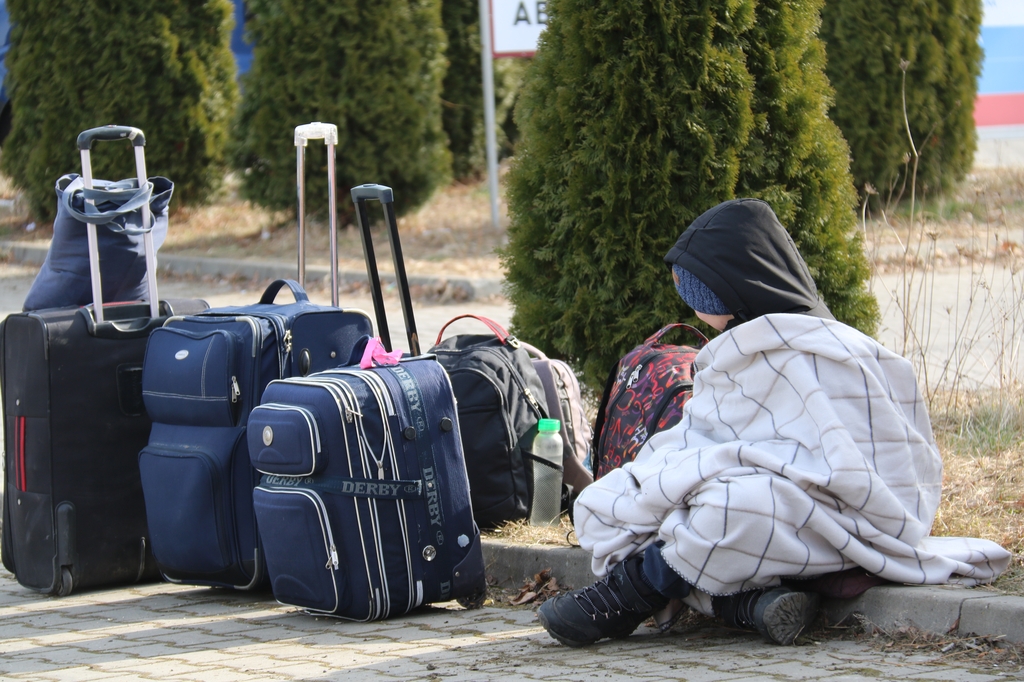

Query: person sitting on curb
left=538, top=198, right=1011, bottom=647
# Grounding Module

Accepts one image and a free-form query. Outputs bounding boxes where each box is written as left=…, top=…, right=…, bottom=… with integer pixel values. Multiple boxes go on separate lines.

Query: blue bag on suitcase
left=248, top=359, right=486, bottom=618
left=139, top=279, right=372, bottom=588
left=23, top=173, right=172, bottom=312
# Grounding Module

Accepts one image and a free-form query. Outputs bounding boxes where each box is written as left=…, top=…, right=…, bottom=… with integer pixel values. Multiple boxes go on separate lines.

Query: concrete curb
left=0, top=240, right=505, bottom=302
left=481, top=539, right=1024, bottom=644
left=481, top=539, right=597, bottom=591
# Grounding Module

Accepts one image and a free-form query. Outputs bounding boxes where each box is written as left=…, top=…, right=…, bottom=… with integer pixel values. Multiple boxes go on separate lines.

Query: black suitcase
left=1, top=125, right=208, bottom=595
left=245, top=181, right=487, bottom=618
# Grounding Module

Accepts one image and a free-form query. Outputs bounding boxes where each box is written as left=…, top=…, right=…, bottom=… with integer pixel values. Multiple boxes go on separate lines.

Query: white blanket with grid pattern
left=575, top=314, right=1010, bottom=596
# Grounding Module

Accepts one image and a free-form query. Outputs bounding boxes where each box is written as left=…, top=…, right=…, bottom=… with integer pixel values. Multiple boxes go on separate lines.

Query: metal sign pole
left=479, top=0, right=500, bottom=231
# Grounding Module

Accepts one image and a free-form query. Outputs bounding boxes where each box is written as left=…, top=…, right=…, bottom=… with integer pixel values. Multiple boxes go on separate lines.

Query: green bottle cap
left=538, top=418, right=561, bottom=432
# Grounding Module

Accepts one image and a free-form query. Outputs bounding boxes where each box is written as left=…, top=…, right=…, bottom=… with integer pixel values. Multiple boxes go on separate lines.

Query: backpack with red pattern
left=591, top=324, right=709, bottom=479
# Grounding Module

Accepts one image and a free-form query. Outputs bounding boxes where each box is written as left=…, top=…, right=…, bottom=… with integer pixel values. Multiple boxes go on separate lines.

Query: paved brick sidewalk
left=2, top=571, right=1022, bottom=681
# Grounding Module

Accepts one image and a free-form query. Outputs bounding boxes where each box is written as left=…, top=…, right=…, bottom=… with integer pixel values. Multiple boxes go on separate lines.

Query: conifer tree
left=819, top=0, right=981, bottom=196
left=503, top=0, right=878, bottom=390
left=1, top=0, right=238, bottom=220
left=232, top=0, right=449, bottom=218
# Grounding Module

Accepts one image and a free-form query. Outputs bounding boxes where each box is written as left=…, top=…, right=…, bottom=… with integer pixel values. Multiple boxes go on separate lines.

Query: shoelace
left=571, top=575, right=634, bottom=620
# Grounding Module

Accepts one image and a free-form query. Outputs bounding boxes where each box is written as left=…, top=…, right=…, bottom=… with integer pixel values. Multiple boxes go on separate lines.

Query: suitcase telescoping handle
left=76, top=125, right=159, bottom=323
left=351, top=184, right=420, bottom=355
left=294, top=122, right=340, bottom=306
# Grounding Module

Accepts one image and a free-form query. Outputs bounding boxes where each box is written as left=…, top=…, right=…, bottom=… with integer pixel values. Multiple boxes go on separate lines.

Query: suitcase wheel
left=57, top=567, right=74, bottom=597
left=456, top=588, right=486, bottom=610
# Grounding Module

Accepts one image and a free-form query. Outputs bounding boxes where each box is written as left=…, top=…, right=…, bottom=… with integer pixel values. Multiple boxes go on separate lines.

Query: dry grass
left=822, top=616, right=1024, bottom=671
left=0, top=172, right=508, bottom=280
left=482, top=516, right=579, bottom=547
left=156, top=174, right=506, bottom=280
left=929, top=391, right=1024, bottom=594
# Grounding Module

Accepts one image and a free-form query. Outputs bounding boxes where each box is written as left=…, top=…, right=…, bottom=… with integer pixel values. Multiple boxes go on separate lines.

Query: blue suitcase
left=138, top=124, right=373, bottom=589
left=246, top=182, right=486, bottom=618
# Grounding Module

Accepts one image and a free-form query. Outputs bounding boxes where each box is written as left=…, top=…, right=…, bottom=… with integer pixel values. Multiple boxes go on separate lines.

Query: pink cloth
left=359, top=337, right=403, bottom=369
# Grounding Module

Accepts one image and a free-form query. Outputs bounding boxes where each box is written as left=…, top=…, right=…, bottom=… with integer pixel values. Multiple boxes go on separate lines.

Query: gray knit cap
left=672, top=264, right=731, bottom=315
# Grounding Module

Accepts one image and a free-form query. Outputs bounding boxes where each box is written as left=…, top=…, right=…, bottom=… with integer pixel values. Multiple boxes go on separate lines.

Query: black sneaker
left=714, top=587, right=819, bottom=645
left=537, top=556, right=668, bottom=647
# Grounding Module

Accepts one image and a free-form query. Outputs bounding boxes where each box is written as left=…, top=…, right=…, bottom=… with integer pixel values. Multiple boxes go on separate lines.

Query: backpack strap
left=590, top=361, right=620, bottom=478
left=644, top=323, right=710, bottom=348
left=435, top=314, right=519, bottom=347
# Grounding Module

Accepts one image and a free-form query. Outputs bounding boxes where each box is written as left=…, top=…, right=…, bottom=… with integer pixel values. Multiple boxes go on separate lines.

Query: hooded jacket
left=664, top=199, right=834, bottom=328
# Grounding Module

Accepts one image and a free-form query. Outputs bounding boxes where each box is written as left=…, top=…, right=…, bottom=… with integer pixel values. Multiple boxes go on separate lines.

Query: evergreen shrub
left=232, top=0, right=450, bottom=219
left=1, top=0, right=238, bottom=220
left=820, top=0, right=981, bottom=197
left=502, top=0, right=878, bottom=391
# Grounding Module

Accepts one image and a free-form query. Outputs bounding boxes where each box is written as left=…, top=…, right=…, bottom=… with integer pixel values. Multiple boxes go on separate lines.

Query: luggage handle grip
left=259, top=279, right=310, bottom=305
left=435, top=314, right=517, bottom=347
left=351, top=184, right=394, bottom=204
left=77, top=125, right=146, bottom=150
left=294, top=122, right=338, bottom=146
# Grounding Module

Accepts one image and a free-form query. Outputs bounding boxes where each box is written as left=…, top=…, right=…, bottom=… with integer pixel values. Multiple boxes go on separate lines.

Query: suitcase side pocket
left=254, top=486, right=345, bottom=615
left=139, top=442, right=236, bottom=575
left=142, top=328, right=241, bottom=427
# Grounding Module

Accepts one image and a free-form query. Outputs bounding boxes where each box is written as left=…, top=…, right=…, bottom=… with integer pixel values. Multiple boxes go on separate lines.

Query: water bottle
left=528, top=418, right=564, bottom=526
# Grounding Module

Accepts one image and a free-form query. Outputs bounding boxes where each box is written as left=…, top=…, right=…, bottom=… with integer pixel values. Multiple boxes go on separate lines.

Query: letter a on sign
left=491, top=0, right=547, bottom=57
left=515, top=2, right=530, bottom=24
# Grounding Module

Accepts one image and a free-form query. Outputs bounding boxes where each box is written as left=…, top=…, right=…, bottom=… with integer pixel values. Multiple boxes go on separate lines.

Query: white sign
left=983, top=0, right=1024, bottom=26
left=491, top=0, right=548, bottom=57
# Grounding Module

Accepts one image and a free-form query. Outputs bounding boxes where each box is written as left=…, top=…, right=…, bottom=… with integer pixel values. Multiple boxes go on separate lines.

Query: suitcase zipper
left=347, top=369, right=414, bottom=615
left=323, top=371, right=395, bottom=478
left=253, top=311, right=290, bottom=378
left=333, top=369, right=417, bottom=615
